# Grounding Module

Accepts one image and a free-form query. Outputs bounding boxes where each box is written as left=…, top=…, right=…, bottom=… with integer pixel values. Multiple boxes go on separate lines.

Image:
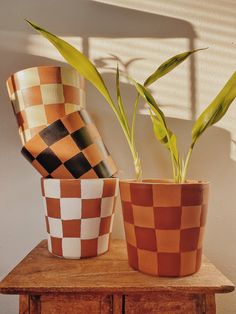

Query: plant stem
left=181, top=146, right=194, bottom=182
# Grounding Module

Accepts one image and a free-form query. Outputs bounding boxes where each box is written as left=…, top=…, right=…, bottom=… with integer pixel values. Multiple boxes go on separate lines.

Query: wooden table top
left=0, top=240, right=234, bottom=295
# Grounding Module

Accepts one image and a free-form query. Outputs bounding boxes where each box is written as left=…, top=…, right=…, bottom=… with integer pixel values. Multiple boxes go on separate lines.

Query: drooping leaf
left=192, top=71, right=236, bottom=145
left=144, top=48, right=207, bottom=87
left=26, top=20, right=114, bottom=108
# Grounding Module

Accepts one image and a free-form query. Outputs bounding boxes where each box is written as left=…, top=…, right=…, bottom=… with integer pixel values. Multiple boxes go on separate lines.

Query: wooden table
left=0, top=240, right=234, bottom=313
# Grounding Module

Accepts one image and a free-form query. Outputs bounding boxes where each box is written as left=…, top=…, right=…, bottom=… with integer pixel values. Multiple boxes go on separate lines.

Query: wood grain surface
left=0, top=240, right=234, bottom=295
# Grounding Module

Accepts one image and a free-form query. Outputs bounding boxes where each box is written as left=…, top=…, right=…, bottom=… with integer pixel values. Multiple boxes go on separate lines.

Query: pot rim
left=41, top=177, right=119, bottom=183
left=6, top=65, right=84, bottom=84
left=119, top=178, right=209, bottom=185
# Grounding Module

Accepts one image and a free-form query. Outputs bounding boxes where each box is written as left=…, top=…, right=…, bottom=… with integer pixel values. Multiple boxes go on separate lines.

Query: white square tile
left=101, top=197, right=114, bottom=217
left=62, top=238, right=81, bottom=258
left=17, top=68, right=40, bottom=89
left=61, top=67, right=80, bottom=87
left=60, top=198, right=82, bottom=220
left=42, top=197, right=47, bottom=216
left=25, top=105, right=47, bottom=128
left=44, top=179, right=60, bottom=198
left=81, top=179, right=104, bottom=199
left=64, top=103, right=79, bottom=115
left=40, top=84, right=64, bottom=104
left=48, top=217, right=63, bottom=237
left=47, top=235, right=52, bottom=253
left=109, top=214, right=115, bottom=233
left=81, top=217, right=101, bottom=239
left=98, top=234, right=110, bottom=255
left=11, top=90, right=25, bottom=113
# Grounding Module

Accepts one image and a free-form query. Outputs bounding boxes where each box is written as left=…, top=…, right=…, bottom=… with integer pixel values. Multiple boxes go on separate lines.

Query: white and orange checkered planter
left=41, top=178, right=119, bottom=258
left=120, top=179, right=209, bottom=277
left=6, top=66, right=85, bottom=145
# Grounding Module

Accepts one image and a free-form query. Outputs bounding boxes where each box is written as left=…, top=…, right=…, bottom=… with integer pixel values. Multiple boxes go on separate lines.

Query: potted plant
left=26, top=21, right=236, bottom=274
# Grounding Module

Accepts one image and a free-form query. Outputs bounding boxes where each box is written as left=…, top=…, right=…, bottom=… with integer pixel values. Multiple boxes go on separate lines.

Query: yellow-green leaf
left=144, top=48, right=207, bottom=87
left=26, top=20, right=114, bottom=108
left=192, top=71, right=236, bottom=145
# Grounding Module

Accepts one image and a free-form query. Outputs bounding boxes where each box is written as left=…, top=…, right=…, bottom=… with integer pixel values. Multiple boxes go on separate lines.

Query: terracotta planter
left=21, top=110, right=117, bottom=178
left=6, top=66, right=85, bottom=145
left=120, top=179, right=209, bottom=277
left=41, top=177, right=119, bottom=258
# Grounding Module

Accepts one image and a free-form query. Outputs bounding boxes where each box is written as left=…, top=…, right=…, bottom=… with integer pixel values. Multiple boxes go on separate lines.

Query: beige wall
left=0, top=0, right=235, bottom=312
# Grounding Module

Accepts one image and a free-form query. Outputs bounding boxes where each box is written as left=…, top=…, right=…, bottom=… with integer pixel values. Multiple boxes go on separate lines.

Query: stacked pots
left=7, top=66, right=118, bottom=259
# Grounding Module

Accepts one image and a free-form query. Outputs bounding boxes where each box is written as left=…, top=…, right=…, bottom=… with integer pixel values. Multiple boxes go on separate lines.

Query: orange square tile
left=63, top=85, right=81, bottom=104
left=44, top=103, right=66, bottom=124
left=180, top=250, right=197, bottom=276
left=16, top=110, right=28, bottom=130
left=83, top=143, right=104, bottom=167
left=203, top=186, right=209, bottom=205
left=81, top=238, right=98, bottom=257
left=99, top=216, right=112, bottom=235
left=79, top=169, right=98, bottom=179
left=86, top=123, right=101, bottom=141
left=24, top=134, right=48, bottom=158
left=50, top=136, right=80, bottom=163
left=102, top=180, right=116, bottom=197
left=50, top=236, right=63, bottom=256
left=46, top=198, right=61, bottom=218
left=181, top=205, right=201, bottom=229
left=50, top=164, right=74, bottom=179
left=153, top=184, right=181, bottom=207
left=197, top=227, right=205, bottom=249
left=32, top=159, right=49, bottom=177
left=133, top=205, right=155, bottom=228
left=124, top=222, right=136, bottom=247
left=60, top=180, right=81, bottom=197
left=137, top=249, right=158, bottom=275
left=82, top=199, right=101, bottom=218
left=62, top=112, right=85, bottom=133
left=38, top=67, right=62, bottom=84
left=156, top=230, right=180, bottom=253
left=21, top=86, right=42, bottom=106
left=119, top=182, right=131, bottom=202
left=62, top=219, right=81, bottom=237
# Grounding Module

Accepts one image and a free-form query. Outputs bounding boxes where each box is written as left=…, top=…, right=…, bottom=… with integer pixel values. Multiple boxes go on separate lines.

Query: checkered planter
left=120, top=179, right=209, bottom=277
left=41, top=178, right=119, bottom=258
left=6, top=66, right=85, bottom=145
left=21, top=110, right=117, bottom=178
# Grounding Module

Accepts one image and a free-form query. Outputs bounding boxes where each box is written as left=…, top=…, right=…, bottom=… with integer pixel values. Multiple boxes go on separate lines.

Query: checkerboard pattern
left=120, top=180, right=209, bottom=277
left=41, top=178, right=119, bottom=258
left=21, top=110, right=117, bottom=178
left=6, top=66, right=85, bottom=145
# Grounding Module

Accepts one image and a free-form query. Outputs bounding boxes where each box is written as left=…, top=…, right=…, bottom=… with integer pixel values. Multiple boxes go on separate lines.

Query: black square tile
left=36, top=148, right=62, bottom=173
left=71, top=127, right=93, bottom=149
left=21, top=147, right=35, bottom=162
left=39, top=120, right=69, bottom=146
left=64, top=152, right=92, bottom=178
left=93, top=160, right=111, bottom=178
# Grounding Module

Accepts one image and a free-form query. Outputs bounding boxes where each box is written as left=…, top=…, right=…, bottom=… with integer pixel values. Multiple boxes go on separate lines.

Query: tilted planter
left=6, top=65, right=85, bottom=145
left=120, top=179, right=209, bottom=277
left=41, top=177, right=119, bottom=258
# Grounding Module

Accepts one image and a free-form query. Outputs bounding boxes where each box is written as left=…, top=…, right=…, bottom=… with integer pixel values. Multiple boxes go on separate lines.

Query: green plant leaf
left=192, top=71, right=236, bottom=145
left=26, top=20, right=114, bottom=108
left=144, top=48, right=207, bottom=87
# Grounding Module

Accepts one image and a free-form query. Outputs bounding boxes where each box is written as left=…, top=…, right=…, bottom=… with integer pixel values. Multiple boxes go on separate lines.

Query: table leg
left=205, top=294, right=216, bottom=314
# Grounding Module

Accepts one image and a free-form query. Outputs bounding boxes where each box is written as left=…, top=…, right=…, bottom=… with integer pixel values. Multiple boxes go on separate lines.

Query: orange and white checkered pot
left=120, top=179, right=209, bottom=277
left=41, top=178, right=119, bottom=259
left=6, top=66, right=85, bottom=145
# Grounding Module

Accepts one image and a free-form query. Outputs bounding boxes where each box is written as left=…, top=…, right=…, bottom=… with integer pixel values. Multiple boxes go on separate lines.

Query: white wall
left=0, top=0, right=235, bottom=313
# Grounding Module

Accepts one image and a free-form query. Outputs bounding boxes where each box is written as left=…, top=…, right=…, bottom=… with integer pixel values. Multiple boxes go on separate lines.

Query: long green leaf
left=192, top=71, right=236, bottom=145
left=144, top=48, right=207, bottom=87
left=26, top=20, right=114, bottom=109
